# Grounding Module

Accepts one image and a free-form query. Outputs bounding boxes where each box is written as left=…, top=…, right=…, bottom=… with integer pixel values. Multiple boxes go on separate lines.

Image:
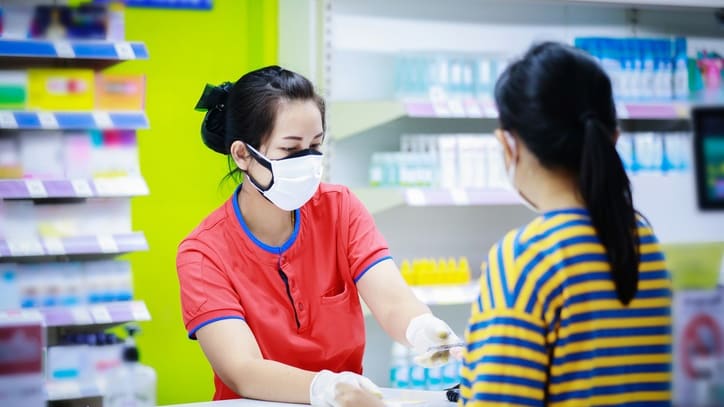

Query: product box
left=29, top=4, right=108, bottom=40
left=28, top=69, right=95, bottom=111
left=0, top=315, right=45, bottom=407
left=95, top=74, right=146, bottom=111
left=0, top=71, right=27, bottom=109
left=0, top=134, right=22, bottom=179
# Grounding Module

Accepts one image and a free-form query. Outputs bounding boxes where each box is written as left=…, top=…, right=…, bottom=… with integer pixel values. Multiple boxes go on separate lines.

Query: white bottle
left=104, top=334, right=156, bottom=407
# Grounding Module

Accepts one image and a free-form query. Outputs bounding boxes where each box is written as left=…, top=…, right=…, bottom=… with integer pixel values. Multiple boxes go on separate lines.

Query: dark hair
left=494, top=42, right=639, bottom=305
left=197, top=65, right=325, bottom=181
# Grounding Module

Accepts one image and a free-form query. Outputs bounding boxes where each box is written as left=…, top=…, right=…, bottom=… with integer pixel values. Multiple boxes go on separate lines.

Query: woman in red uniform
left=177, top=66, right=460, bottom=405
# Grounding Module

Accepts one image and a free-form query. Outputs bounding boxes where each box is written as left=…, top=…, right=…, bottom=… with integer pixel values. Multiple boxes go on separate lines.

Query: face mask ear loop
left=243, top=144, right=275, bottom=192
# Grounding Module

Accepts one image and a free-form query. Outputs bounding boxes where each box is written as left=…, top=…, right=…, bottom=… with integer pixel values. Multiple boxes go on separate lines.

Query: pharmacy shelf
left=353, top=187, right=520, bottom=214
left=563, top=0, right=724, bottom=8
left=46, top=380, right=103, bottom=402
left=0, top=39, right=148, bottom=61
left=0, top=301, right=150, bottom=328
left=0, top=110, right=149, bottom=130
left=0, top=232, right=148, bottom=258
left=411, top=282, right=480, bottom=306
left=330, top=100, right=692, bottom=140
left=0, top=177, right=149, bottom=199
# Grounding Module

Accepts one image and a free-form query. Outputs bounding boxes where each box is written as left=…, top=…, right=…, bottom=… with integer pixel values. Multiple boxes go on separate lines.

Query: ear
left=494, top=129, right=516, bottom=168
left=229, top=140, right=251, bottom=171
left=612, top=129, right=620, bottom=144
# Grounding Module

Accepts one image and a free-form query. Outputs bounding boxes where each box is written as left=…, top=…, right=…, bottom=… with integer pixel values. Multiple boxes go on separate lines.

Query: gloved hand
left=309, top=369, right=382, bottom=407
left=405, top=313, right=463, bottom=367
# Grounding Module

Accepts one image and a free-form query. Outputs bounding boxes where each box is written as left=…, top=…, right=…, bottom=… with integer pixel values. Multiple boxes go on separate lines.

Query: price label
left=6, top=239, right=44, bottom=257
left=0, top=111, right=18, bottom=128
left=70, top=307, right=93, bottom=325
left=92, top=112, right=114, bottom=129
left=131, top=302, right=151, bottom=321
left=464, top=100, right=483, bottom=118
left=114, top=42, right=135, bottom=59
left=25, top=180, right=48, bottom=198
left=47, top=381, right=82, bottom=400
left=37, top=112, right=59, bottom=129
left=126, top=178, right=149, bottom=195
left=450, top=188, right=470, bottom=205
left=447, top=99, right=466, bottom=117
left=616, top=102, right=629, bottom=119
left=97, top=234, right=119, bottom=253
left=71, top=179, right=93, bottom=197
left=90, top=306, right=112, bottom=324
left=53, top=41, right=75, bottom=58
left=405, top=188, right=426, bottom=206
left=42, top=237, right=65, bottom=255
left=93, top=178, right=113, bottom=196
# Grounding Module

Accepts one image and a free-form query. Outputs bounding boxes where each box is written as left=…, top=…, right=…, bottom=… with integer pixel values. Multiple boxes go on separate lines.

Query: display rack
left=292, top=0, right=724, bottom=389
left=0, top=13, right=152, bottom=405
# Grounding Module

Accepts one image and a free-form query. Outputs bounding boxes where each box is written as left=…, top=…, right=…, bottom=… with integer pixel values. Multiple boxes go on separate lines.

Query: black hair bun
left=195, top=82, right=233, bottom=154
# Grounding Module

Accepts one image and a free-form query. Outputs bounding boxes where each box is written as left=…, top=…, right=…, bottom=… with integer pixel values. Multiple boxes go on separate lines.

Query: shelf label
left=6, top=239, right=44, bottom=257
left=114, top=42, right=136, bottom=59
left=0, top=111, right=18, bottom=128
left=450, top=188, right=470, bottom=205
left=71, top=179, right=93, bottom=197
left=616, top=102, right=629, bottom=119
left=131, top=302, right=151, bottom=321
left=70, top=307, right=93, bottom=325
left=447, top=99, right=466, bottom=117
left=53, top=41, right=75, bottom=58
left=125, top=178, right=149, bottom=195
left=464, top=100, right=483, bottom=118
left=25, top=180, right=48, bottom=198
left=93, top=178, right=114, bottom=196
left=42, top=237, right=65, bottom=255
left=97, top=234, right=119, bottom=253
left=92, top=112, right=114, bottom=129
left=405, top=188, right=426, bottom=206
left=37, top=112, right=59, bottom=129
left=90, top=306, right=112, bottom=324
left=47, top=381, right=82, bottom=400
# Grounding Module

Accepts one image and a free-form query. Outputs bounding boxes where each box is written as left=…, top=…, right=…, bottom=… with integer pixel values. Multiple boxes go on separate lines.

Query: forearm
left=227, top=358, right=316, bottom=403
left=377, top=288, right=431, bottom=345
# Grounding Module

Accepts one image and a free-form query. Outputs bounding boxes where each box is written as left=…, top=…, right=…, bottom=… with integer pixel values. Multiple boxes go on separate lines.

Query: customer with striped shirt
left=460, top=42, right=672, bottom=406
left=333, top=41, right=671, bottom=407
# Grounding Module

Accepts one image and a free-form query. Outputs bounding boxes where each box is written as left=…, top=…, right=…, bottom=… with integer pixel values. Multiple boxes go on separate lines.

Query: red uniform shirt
left=176, top=183, right=391, bottom=400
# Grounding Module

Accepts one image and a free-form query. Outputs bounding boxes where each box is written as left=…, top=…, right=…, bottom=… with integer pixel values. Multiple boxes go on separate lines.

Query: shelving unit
left=0, top=38, right=149, bottom=67
left=0, top=177, right=149, bottom=199
left=0, top=301, right=150, bottom=328
left=0, top=11, right=152, bottom=405
left=330, top=100, right=696, bottom=140
left=0, top=110, right=149, bottom=130
left=0, top=232, right=148, bottom=258
left=279, top=0, right=724, bottom=389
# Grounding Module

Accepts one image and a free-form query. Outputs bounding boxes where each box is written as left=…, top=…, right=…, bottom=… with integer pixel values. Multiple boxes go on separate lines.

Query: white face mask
left=503, top=133, right=539, bottom=213
left=244, top=144, right=324, bottom=211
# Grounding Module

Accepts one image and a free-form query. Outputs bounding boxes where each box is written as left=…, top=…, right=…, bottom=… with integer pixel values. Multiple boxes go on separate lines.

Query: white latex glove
left=405, top=313, right=463, bottom=367
left=309, top=369, right=382, bottom=407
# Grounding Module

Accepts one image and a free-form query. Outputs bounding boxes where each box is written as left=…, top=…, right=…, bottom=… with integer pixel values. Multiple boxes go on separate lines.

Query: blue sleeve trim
left=353, top=256, right=393, bottom=283
left=188, top=316, right=246, bottom=340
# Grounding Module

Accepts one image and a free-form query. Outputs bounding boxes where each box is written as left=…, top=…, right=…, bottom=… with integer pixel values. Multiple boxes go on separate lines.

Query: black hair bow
left=194, top=82, right=233, bottom=111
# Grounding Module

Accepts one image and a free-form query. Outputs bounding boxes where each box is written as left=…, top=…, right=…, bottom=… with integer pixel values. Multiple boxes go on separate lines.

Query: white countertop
left=162, top=388, right=454, bottom=407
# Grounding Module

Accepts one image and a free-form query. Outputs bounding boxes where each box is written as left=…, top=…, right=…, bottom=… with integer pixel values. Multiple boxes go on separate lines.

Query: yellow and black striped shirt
left=461, top=208, right=672, bottom=406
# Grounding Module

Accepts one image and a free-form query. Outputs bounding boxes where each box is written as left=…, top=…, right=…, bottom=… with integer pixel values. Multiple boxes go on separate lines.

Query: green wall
left=107, top=1, right=278, bottom=404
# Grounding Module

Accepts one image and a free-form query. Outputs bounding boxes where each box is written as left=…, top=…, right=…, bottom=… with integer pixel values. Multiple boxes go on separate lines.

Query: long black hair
left=495, top=42, right=639, bottom=305
left=196, top=65, right=325, bottom=181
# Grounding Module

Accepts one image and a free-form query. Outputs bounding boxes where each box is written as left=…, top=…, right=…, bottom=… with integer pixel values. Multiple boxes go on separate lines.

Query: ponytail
left=579, top=116, right=639, bottom=305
